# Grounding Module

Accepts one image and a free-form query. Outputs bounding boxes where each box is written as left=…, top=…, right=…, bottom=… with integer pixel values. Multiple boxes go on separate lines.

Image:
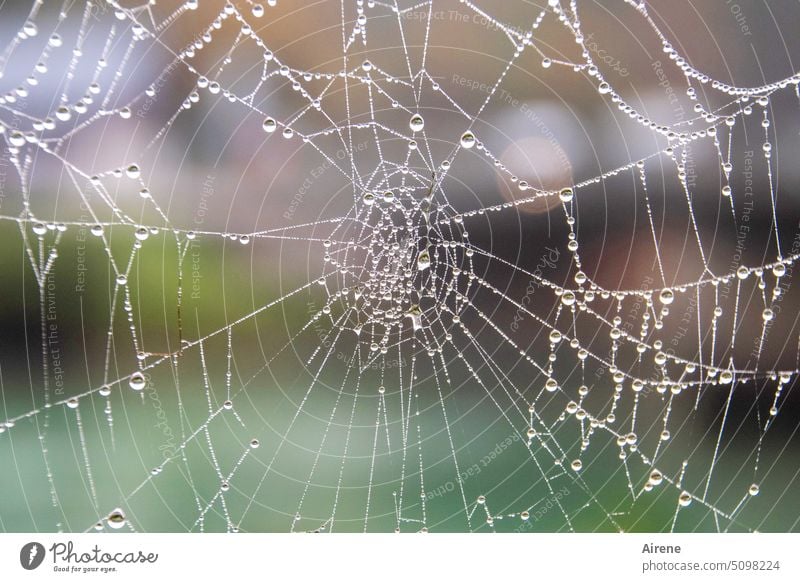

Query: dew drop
left=126, top=164, right=140, bottom=179
left=678, top=491, right=692, bottom=507
left=107, top=508, right=126, bottom=529
left=9, top=131, right=25, bottom=147
left=262, top=117, right=277, bottom=133
left=129, top=372, right=146, bottom=391
left=460, top=131, right=476, bottom=149
left=648, top=469, right=663, bottom=485
left=409, top=114, right=424, bottom=132
left=417, top=250, right=431, bottom=270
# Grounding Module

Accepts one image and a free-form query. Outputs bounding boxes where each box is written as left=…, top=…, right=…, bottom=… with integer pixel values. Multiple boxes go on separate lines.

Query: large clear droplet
left=405, top=305, right=423, bottom=331
left=107, top=508, right=126, bottom=529
left=417, top=250, right=431, bottom=270
left=409, top=114, right=424, bottom=132
left=129, top=372, right=146, bottom=391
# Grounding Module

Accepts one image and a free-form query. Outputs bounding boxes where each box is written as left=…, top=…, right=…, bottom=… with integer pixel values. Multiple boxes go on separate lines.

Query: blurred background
left=0, top=0, right=799, bottom=532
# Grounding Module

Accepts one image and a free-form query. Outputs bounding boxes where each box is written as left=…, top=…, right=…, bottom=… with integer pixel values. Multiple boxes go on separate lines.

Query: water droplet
left=282, top=127, right=293, bottom=139
left=409, top=114, right=424, bottom=132
left=23, top=21, right=38, bottom=37
left=405, top=305, right=423, bottom=331
left=250, top=438, right=260, bottom=448
left=460, top=131, right=476, bottom=149
left=9, top=131, right=25, bottom=147
left=135, top=227, right=149, bottom=241
left=66, top=398, right=79, bottom=409
left=719, top=370, right=733, bottom=384
left=107, top=508, right=126, bottom=529
left=571, top=459, right=582, bottom=471
left=561, top=291, right=576, bottom=306
left=659, top=289, right=674, bottom=305
left=417, top=250, right=431, bottom=270
left=762, top=308, right=774, bottom=322
left=678, top=491, right=692, bottom=507
left=649, top=469, right=663, bottom=485
left=32, top=222, right=47, bottom=235
left=129, top=372, right=146, bottom=391
left=55, top=106, right=71, bottom=121
left=262, top=117, right=277, bottom=132
left=748, top=483, right=760, bottom=496
left=363, top=192, right=375, bottom=205
left=545, top=378, right=558, bottom=392
left=126, top=164, right=140, bottom=179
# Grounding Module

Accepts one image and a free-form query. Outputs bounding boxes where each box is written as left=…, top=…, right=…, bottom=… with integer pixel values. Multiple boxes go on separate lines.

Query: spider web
left=1, top=0, right=799, bottom=533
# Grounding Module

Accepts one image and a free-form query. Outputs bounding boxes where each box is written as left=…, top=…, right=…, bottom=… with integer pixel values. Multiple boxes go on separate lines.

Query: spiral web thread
left=0, top=0, right=799, bottom=532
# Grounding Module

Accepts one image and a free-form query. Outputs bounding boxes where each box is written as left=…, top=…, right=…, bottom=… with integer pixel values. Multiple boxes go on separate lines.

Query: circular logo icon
left=20, top=542, right=45, bottom=570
